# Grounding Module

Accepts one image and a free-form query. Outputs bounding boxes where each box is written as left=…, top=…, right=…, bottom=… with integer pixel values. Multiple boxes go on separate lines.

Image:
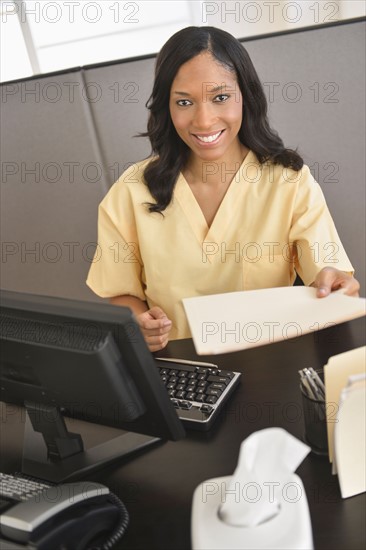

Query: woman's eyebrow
left=172, top=84, right=227, bottom=96
left=204, top=84, right=227, bottom=93
left=172, top=91, right=192, bottom=96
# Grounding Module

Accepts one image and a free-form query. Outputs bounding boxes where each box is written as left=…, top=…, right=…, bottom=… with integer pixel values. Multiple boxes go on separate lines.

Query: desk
left=1, top=317, right=365, bottom=550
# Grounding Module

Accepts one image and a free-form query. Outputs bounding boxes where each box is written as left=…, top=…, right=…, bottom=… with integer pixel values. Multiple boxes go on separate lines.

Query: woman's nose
left=192, top=102, right=217, bottom=130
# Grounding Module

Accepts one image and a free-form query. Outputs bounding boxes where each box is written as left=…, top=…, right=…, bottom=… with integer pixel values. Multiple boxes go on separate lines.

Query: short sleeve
left=289, top=165, right=354, bottom=285
left=86, top=167, right=146, bottom=300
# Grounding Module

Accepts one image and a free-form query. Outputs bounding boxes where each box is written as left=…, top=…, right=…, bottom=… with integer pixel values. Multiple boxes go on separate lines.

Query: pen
left=299, top=371, right=316, bottom=400
left=308, top=368, right=326, bottom=397
left=299, top=368, right=325, bottom=403
left=155, top=357, right=218, bottom=368
left=304, top=368, right=325, bottom=401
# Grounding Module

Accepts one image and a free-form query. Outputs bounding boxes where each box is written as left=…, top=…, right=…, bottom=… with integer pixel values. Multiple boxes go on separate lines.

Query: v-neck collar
left=174, top=150, right=256, bottom=246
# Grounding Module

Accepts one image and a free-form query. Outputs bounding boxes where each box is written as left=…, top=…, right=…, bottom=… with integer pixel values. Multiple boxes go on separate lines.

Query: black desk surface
left=1, top=317, right=365, bottom=550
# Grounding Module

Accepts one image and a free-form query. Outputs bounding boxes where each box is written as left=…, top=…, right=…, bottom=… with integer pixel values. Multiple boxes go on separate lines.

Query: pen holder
left=300, top=384, right=328, bottom=456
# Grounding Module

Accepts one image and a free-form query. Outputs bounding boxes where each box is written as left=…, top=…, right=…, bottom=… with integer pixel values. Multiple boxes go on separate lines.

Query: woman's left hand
left=312, top=267, right=360, bottom=297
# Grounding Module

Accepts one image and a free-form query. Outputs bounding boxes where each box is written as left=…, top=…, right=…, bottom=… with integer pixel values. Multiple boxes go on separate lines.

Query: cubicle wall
left=1, top=18, right=365, bottom=300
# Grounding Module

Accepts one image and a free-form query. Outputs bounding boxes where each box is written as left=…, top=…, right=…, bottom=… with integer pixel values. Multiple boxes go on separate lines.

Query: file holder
left=334, top=375, right=366, bottom=498
left=300, top=386, right=328, bottom=456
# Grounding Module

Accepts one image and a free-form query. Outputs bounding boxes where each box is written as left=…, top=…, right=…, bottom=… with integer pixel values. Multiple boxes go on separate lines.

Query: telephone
left=0, top=474, right=128, bottom=549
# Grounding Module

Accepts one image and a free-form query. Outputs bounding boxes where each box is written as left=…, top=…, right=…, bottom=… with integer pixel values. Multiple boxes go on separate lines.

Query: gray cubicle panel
left=1, top=18, right=365, bottom=301
left=243, top=20, right=365, bottom=291
left=83, top=57, right=154, bottom=188
left=0, top=70, right=109, bottom=300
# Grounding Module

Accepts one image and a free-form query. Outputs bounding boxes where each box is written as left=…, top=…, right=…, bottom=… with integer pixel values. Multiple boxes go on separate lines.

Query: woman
left=87, top=26, right=359, bottom=351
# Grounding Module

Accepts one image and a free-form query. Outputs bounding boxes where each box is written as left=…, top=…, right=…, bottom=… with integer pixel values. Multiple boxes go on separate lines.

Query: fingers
left=338, top=275, right=360, bottom=297
left=313, top=268, right=335, bottom=297
left=313, top=268, right=360, bottom=298
left=137, top=307, right=172, bottom=352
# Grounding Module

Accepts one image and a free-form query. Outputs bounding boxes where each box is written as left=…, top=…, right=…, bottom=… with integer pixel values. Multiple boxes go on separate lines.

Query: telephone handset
left=0, top=474, right=128, bottom=549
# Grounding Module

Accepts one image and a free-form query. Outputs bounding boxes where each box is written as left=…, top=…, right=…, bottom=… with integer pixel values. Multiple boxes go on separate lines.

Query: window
left=0, top=1, right=33, bottom=81
left=0, top=0, right=201, bottom=81
left=1, top=1, right=365, bottom=83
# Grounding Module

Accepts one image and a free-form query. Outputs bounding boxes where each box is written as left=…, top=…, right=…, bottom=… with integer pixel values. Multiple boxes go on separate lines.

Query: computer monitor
left=0, top=290, right=185, bottom=482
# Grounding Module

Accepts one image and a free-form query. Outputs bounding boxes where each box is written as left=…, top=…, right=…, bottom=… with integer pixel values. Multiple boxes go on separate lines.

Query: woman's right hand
left=136, top=306, right=172, bottom=352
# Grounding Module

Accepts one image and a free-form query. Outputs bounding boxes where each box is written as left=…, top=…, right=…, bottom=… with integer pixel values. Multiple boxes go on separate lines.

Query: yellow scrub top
left=86, top=151, right=354, bottom=339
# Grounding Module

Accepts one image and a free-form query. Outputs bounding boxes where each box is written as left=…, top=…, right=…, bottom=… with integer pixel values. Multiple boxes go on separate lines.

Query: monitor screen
left=0, top=290, right=185, bottom=482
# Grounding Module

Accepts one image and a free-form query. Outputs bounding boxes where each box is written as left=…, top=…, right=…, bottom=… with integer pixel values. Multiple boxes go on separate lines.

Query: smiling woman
left=169, top=52, right=245, bottom=227
left=140, top=26, right=304, bottom=215
left=169, top=53, right=243, bottom=160
left=86, top=26, right=359, bottom=351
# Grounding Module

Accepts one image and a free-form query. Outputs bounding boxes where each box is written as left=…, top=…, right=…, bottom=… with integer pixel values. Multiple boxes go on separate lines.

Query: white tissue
left=219, top=428, right=311, bottom=527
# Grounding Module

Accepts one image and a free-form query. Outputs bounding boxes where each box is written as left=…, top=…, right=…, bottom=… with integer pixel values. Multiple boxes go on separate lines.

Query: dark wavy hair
left=141, top=26, right=303, bottom=213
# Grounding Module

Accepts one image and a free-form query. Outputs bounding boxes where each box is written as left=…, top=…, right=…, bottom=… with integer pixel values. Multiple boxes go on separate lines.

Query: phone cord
left=88, top=492, right=130, bottom=550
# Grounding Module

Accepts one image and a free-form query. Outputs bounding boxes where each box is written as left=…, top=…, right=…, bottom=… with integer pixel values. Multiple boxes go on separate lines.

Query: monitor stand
left=21, top=402, right=160, bottom=483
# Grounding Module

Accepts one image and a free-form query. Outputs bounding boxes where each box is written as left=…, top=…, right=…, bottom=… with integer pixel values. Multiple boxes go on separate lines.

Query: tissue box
left=191, top=474, right=313, bottom=550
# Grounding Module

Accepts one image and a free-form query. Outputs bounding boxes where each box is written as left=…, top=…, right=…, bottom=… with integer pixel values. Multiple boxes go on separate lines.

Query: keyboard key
left=200, top=404, right=214, bottom=414
left=178, top=400, right=192, bottom=410
left=156, top=361, right=196, bottom=373
left=207, top=375, right=229, bottom=385
left=217, top=370, right=235, bottom=379
left=195, top=394, right=205, bottom=402
left=205, top=395, right=218, bottom=404
left=196, top=368, right=209, bottom=374
left=176, top=391, right=186, bottom=399
left=186, top=392, right=196, bottom=400
left=206, top=388, right=222, bottom=397
left=209, top=382, right=226, bottom=391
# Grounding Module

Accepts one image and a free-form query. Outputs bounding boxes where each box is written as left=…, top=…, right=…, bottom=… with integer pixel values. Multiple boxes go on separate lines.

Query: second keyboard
left=155, top=359, right=241, bottom=430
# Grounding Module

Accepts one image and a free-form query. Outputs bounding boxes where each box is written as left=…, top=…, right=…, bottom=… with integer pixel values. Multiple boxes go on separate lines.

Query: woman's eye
left=213, top=94, right=229, bottom=102
left=176, top=99, right=192, bottom=106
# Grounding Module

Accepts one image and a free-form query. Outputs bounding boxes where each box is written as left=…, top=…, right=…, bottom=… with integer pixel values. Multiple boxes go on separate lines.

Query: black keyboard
left=0, top=473, right=52, bottom=514
left=155, top=359, right=241, bottom=430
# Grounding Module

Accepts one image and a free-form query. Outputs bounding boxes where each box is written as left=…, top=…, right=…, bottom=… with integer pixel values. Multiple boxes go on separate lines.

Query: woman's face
left=169, top=52, right=243, bottom=163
